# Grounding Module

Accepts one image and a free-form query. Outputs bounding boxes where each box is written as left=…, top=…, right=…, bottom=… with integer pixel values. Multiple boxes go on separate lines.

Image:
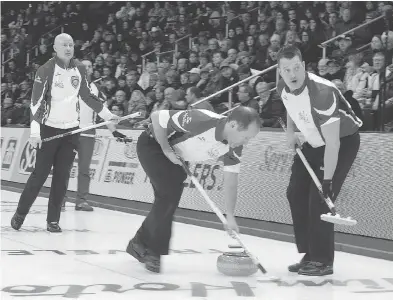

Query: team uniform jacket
left=277, top=72, right=363, bottom=148
left=151, top=109, right=242, bottom=173
left=30, top=56, right=112, bottom=137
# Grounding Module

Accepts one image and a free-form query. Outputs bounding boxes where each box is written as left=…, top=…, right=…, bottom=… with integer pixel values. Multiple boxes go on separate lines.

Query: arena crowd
left=2, top=1, right=393, bottom=131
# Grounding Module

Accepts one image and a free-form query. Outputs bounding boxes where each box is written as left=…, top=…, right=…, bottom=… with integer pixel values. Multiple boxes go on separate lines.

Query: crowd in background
left=2, top=1, right=393, bottom=131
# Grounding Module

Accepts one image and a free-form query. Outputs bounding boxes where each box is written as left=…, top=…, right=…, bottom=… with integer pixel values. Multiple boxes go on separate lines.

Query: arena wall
left=1, top=127, right=392, bottom=240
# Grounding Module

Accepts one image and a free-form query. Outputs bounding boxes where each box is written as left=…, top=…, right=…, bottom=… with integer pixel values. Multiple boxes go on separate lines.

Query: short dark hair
left=277, top=45, right=303, bottom=65
left=188, top=86, right=202, bottom=98
left=227, top=106, right=261, bottom=130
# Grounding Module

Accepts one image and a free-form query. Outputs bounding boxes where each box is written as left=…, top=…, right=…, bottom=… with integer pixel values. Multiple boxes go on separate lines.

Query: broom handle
left=177, top=156, right=267, bottom=274
left=294, top=147, right=336, bottom=212
left=42, top=112, right=142, bottom=142
left=277, top=118, right=336, bottom=213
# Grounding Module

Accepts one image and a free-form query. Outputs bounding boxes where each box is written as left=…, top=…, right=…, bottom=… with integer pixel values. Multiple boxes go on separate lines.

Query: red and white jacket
left=150, top=109, right=242, bottom=173
left=30, top=56, right=112, bottom=137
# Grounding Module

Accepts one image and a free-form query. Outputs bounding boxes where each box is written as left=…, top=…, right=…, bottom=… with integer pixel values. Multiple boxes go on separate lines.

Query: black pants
left=17, top=125, right=79, bottom=223
left=64, top=129, right=95, bottom=205
left=134, top=131, right=187, bottom=255
left=287, top=132, right=360, bottom=265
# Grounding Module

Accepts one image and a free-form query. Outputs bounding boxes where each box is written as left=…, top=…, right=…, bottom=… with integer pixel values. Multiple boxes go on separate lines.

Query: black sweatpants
left=17, top=124, right=79, bottom=223
left=287, top=132, right=360, bottom=265
left=134, top=131, right=187, bottom=255
left=75, top=129, right=95, bottom=204
left=63, top=129, right=96, bottom=205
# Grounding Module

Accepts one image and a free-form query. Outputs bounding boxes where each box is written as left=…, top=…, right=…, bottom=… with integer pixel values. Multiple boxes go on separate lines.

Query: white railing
left=190, top=64, right=278, bottom=108
left=189, top=9, right=385, bottom=110
left=319, top=15, right=384, bottom=59
left=173, top=34, right=192, bottom=65
left=156, top=50, right=174, bottom=66
left=225, top=6, right=259, bottom=37
left=26, top=24, right=65, bottom=66
left=141, top=49, right=157, bottom=72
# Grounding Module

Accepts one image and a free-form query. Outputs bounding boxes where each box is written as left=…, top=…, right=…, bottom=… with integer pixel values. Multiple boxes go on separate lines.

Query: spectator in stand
left=237, top=64, right=252, bottom=82
left=336, top=8, right=357, bottom=36
left=358, top=52, right=391, bottom=130
left=186, top=86, right=214, bottom=111
left=152, top=86, right=170, bottom=112
left=13, top=98, right=31, bottom=126
left=113, top=90, right=128, bottom=109
left=16, top=80, right=32, bottom=104
left=1, top=83, right=9, bottom=100
left=255, top=81, right=286, bottom=128
left=343, top=54, right=364, bottom=92
left=110, top=103, right=124, bottom=117
left=1, top=96, right=17, bottom=126
left=299, top=30, right=319, bottom=64
left=352, top=61, right=373, bottom=103
left=125, top=73, right=143, bottom=100
left=102, top=78, right=117, bottom=100
left=188, top=68, right=201, bottom=86
left=2, top=1, right=392, bottom=130
left=202, top=68, right=222, bottom=102
left=127, top=90, right=147, bottom=128
left=332, top=35, right=355, bottom=63
left=317, top=58, right=330, bottom=79
left=284, top=30, right=301, bottom=48
left=364, top=35, right=384, bottom=65
left=237, top=84, right=259, bottom=112
left=326, top=59, right=345, bottom=81
left=381, top=31, right=393, bottom=64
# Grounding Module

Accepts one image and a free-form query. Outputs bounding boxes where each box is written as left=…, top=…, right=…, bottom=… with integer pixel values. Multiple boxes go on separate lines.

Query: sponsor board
left=0, top=128, right=28, bottom=180
left=2, top=138, right=17, bottom=171
left=1, top=127, right=393, bottom=240
left=89, top=130, right=155, bottom=202
left=18, top=139, right=53, bottom=177
left=67, top=136, right=110, bottom=192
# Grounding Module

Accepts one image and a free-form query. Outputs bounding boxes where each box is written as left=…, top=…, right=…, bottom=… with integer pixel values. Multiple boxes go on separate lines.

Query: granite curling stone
left=217, top=251, right=258, bottom=277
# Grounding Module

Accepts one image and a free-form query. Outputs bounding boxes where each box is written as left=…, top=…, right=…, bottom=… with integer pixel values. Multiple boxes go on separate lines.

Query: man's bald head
left=53, top=33, right=74, bottom=62
left=54, top=33, right=73, bottom=45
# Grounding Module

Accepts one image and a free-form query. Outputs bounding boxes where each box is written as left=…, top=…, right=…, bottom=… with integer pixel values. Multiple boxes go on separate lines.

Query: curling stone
left=217, top=251, right=258, bottom=277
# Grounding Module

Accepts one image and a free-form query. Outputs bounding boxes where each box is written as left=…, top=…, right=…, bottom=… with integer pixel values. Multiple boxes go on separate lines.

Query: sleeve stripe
left=158, top=110, right=170, bottom=128
left=30, top=80, right=47, bottom=116
left=321, top=117, right=340, bottom=126
left=232, top=151, right=241, bottom=161
left=314, top=93, right=337, bottom=116
left=224, top=164, right=240, bottom=173
left=171, top=111, right=189, bottom=132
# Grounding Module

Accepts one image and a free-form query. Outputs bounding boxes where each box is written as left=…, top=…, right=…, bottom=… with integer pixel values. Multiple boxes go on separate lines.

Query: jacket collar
left=54, top=55, right=75, bottom=70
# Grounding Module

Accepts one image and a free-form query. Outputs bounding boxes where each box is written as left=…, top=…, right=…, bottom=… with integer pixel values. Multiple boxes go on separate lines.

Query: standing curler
left=276, top=45, right=362, bottom=276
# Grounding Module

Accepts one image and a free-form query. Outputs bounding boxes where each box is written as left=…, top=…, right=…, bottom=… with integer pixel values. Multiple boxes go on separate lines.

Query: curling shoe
left=75, top=202, right=94, bottom=211
left=11, top=212, right=25, bottom=230
left=47, top=222, right=62, bottom=233
left=126, top=237, right=146, bottom=263
left=145, top=250, right=161, bottom=273
left=298, top=261, right=333, bottom=276
left=288, top=254, right=310, bottom=272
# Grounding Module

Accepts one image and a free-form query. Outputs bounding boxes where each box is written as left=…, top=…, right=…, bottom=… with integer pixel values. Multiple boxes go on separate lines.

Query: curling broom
left=278, top=118, right=357, bottom=226
left=173, top=152, right=270, bottom=276
left=42, top=112, right=142, bottom=142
